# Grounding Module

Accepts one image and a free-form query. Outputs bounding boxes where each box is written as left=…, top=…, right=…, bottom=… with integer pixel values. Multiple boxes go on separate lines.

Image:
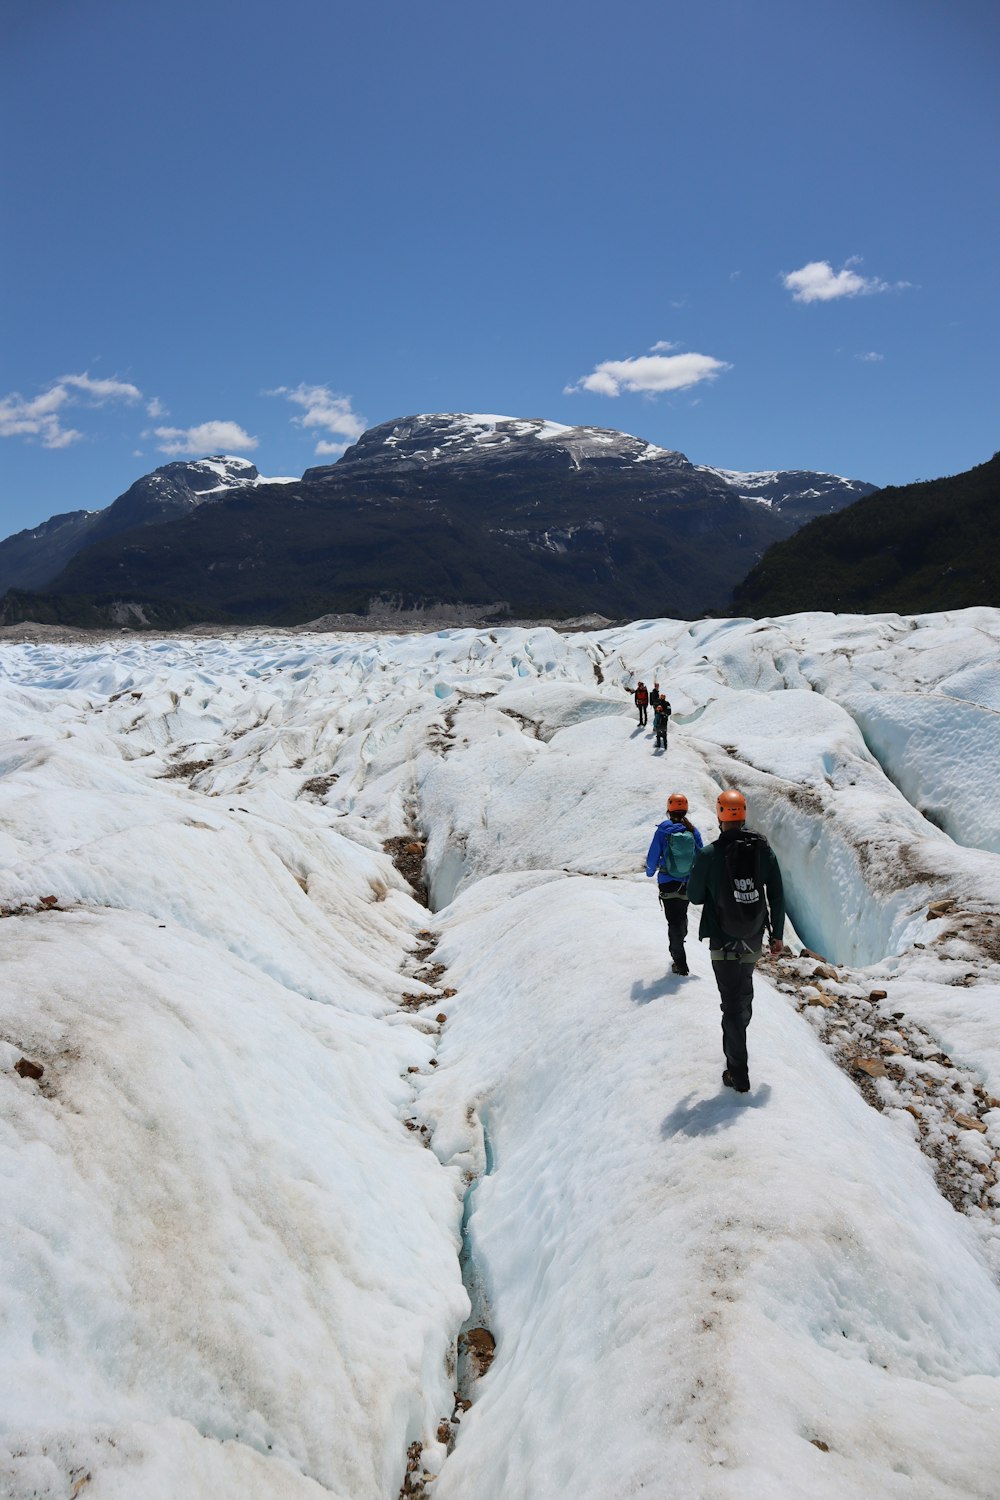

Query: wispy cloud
left=146, top=396, right=168, bottom=418
left=0, top=371, right=142, bottom=448
left=856, top=350, right=885, bottom=362
left=782, top=258, right=907, bottom=303
left=268, top=383, right=365, bottom=456
left=565, top=346, right=730, bottom=397
left=154, top=421, right=258, bottom=456
left=61, top=373, right=142, bottom=402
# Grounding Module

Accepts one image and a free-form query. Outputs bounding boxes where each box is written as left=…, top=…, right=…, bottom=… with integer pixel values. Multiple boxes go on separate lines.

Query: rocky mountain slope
left=0, top=457, right=275, bottom=596
left=1, top=415, right=873, bottom=626
left=308, top=414, right=870, bottom=528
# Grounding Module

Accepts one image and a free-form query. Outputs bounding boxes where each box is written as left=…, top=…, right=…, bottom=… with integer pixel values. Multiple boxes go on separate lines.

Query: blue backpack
left=659, top=829, right=697, bottom=880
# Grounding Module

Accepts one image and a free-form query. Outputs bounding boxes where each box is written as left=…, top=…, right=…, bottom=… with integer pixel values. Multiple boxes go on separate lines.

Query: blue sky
left=2, top=0, right=997, bottom=534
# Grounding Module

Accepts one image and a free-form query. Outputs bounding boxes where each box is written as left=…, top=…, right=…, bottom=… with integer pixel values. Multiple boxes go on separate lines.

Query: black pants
left=658, top=892, right=689, bottom=968
left=711, top=957, right=755, bottom=1078
left=638, top=704, right=648, bottom=725
left=654, top=728, right=668, bottom=749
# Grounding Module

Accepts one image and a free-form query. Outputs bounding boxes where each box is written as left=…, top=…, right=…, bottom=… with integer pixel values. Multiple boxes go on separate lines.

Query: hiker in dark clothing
left=652, top=697, right=671, bottom=751
left=649, top=682, right=662, bottom=709
left=686, top=789, right=785, bottom=1093
left=645, top=792, right=704, bottom=975
left=631, top=681, right=649, bottom=726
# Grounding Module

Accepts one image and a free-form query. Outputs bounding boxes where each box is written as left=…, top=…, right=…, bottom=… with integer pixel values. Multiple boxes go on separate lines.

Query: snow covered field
left=1, top=609, right=1000, bottom=1499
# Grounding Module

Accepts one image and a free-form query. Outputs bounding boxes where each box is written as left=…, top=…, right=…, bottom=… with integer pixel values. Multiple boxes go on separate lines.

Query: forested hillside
left=734, top=453, right=1000, bottom=615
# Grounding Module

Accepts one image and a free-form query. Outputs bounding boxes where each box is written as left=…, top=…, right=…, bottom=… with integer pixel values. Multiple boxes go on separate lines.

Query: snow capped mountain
left=85, top=455, right=261, bottom=540
left=0, top=417, right=875, bottom=625
left=0, top=456, right=294, bottom=597
left=312, top=412, right=689, bottom=476
left=320, top=416, right=871, bottom=516
left=697, top=462, right=873, bottom=511
left=151, top=453, right=262, bottom=490
left=85, top=453, right=299, bottom=539
left=310, top=414, right=872, bottom=528
left=137, top=454, right=299, bottom=496
left=2, top=609, right=1000, bottom=1497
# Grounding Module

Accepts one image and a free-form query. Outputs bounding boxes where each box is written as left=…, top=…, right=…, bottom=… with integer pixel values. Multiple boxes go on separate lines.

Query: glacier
left=1, top=608, right=999, bottom=1498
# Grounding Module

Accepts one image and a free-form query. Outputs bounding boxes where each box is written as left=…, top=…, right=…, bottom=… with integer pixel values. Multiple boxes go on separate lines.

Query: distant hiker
left=649, top=681, right=662, bottom=708
left=631, top=680, right=649, bottom=726
left=685, top=790, right=785, bottom=1094
left=645, top=792, right=703, bottom=975
left=652, top=697, right=671, bottom=751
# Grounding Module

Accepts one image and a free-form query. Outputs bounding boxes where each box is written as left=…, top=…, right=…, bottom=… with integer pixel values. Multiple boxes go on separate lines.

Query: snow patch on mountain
left=697, top=463, right=872, bottom=509
left=162, top=455, right=297, bottom=495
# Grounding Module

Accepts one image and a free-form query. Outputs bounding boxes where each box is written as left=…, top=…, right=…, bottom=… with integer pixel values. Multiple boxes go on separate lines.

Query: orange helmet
left=667, top=792, right=688, bottom=815
left=717, top=789, right=747, bottom=823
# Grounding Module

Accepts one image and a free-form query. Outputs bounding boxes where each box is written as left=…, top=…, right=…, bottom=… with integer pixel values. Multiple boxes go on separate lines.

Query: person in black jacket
left=686, top=789, right=785, bottom=1094
left=652, top=697, right=671, bottom=751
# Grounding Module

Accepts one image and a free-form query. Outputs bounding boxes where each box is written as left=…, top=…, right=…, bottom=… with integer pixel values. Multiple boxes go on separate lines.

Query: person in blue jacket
left=645, top=791, right=704, bottom=975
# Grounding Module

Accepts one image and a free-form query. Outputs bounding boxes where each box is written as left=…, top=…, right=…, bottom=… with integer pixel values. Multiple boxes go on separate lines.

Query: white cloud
left=565, top=350, right=730, bottom=398
left=42, top=425, right=84, bottom=449
left=0, top=388, right=73, bottom=447
left=0, top=371, right=141, bottom=449
left=649, top=340, right=678, bottom=353
left=60, top=373, right=142, bottom=403
left=154, top=421, right=258, bottom=456
left=856, top=350, right=885, bottom=362
left=146, top=396, right=168, bottom=418
left=782, top=258, right=906, bottom=303
left=268, top=383, right=365, bottom=455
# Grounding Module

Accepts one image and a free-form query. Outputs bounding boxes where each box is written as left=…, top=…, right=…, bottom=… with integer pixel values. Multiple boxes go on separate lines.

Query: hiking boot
left=722, top=1069, right=750, bottom=1093
left=671, top=961, right=689, bottom=976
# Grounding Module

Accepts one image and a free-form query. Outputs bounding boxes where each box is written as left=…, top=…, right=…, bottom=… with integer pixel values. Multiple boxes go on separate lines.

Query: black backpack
left=716, top=832, right=769, bottom=940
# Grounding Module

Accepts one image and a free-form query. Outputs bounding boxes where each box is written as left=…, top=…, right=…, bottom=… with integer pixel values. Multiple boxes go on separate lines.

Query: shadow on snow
left=630, top=975, right=683, bottom=1005
left=660, top=1084, right=773, bottom=1137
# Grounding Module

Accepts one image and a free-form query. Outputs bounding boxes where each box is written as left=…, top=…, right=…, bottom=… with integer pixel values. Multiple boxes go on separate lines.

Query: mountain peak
left=307, top=413, right=689, bottom=479
left=147, top=455, right=261, bottom=493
